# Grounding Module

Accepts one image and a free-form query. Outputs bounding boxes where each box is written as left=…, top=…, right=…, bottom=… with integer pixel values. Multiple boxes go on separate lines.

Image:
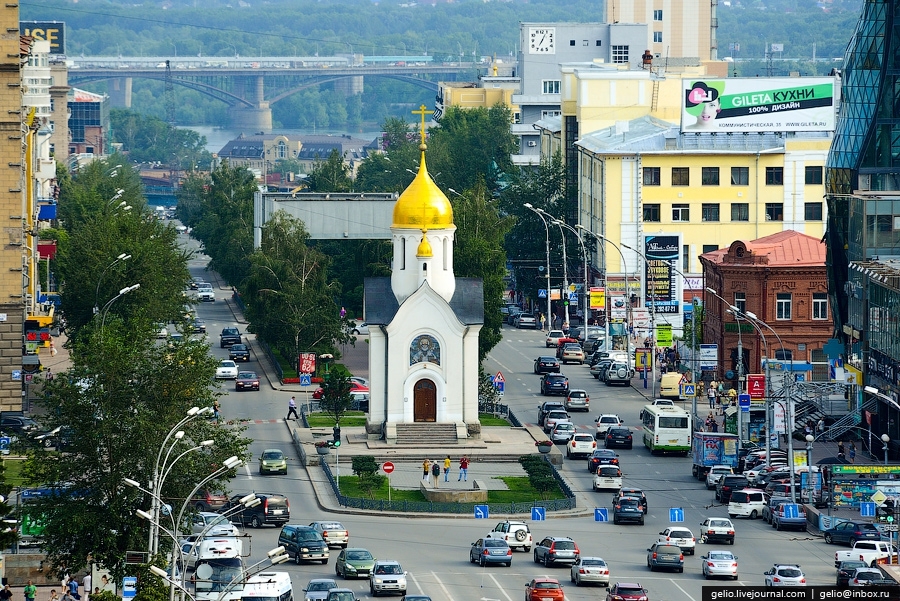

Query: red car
left=235, top=371, right=260, bottom=391
left=525, top=578, right=564, bottom=601
left=312, top=381, right=369, bottom=400
left=606, top=582, right=648, bottom=601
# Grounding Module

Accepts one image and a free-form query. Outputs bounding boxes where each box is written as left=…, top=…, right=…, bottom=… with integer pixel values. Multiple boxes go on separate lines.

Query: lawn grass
left=479, top=414, right=510, bottom=426
left=306, top=411, right=367, bottom=427
left=2, top=458, right=27, bottom=487
left=335, top=474, right=565, bottom=503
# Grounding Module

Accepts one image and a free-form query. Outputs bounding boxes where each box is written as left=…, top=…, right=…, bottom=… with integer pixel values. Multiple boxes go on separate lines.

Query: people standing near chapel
left=431, top=461, right=441, bottom=488
left=443, top=455, right=451, bottom=482
left=458, top=455, right=469, bottom=482
left=422, top=458, right=432, bottom=484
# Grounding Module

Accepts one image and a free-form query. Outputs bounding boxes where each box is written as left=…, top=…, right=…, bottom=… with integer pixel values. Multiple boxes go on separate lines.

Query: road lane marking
left=243, top=463, right=252, bottom=479
left=429, top=571, right=454, bottom=601
left=486, top=573, right=514, bottom=601
left=668, top=578, right=697, bottom=601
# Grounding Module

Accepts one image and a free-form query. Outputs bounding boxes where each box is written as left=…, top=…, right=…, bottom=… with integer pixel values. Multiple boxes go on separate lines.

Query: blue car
left=540, top=373, right=569, bottom=396
left=469, top=538, right=512, bottom=566
left=823, top=521, right=881, bottom=546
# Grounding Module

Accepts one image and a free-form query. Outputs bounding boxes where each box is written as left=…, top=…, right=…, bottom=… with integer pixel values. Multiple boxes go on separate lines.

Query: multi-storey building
left=605, top=0, right=717, bottom=63
left=68, top=87, right=110, bottom=162
left=217, top=133, right=374, bottom=180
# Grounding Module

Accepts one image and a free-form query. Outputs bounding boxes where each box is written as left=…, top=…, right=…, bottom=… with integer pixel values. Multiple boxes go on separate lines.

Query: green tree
left=451, top=180, right=514, bottom=361
left=350, top=456, right=384, bottom=499
left=318, top=371, right=353, bottom=428
left=307, top=149, right=353, bottom=192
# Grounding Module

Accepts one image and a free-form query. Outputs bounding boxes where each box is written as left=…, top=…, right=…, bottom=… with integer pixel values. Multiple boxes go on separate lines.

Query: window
left=805, top=202, right=823, bottom=220
left=643, top=204, right=661, bottom=222
left=765, top=167, right=784, bottom=185
left=682, top=245, right=690, bottom=272
left=765, top=203, right=784, bottom=221
left=542, top=80, right=560, bottom=94
left=702, top=244, right=718, bottom=255
left=731, top=203, right=749, bottom=221
left=569, top=39, right=575, bottom=46
left=672, top=167, right=690, bottom=186
left=611, top=45, right=629, bottom=64
left=734, top=292, right=746, bottom=314
left=653, top=9, right=663, bottom=20
left=672, top=204, right=690, bottom=221
left=702, top=167, right=720, bottom=185
left=702, top=203, right=720, bottom=222
left=805, top=166, right=823, bottom=185
left=776, top=293, right=792, bottom=320
left=812, top=293, right=828, bottom=320
left=583, top=40, right=589, bottom=46
left=643, top=167, right=661, bottom=186
left=596, top=40, right=602, bottom=46
left=541, top=110, right=561, bottom=118
left=731, top=167, right=749, bottom=185
left=653, top=32, right=663, bottom=43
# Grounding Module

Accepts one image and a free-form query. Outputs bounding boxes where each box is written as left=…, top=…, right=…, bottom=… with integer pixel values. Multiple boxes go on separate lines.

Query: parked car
left=534, top=356, right=561, bottom=374
left=702, top=550, right=739, bottom=580
left=604, top=427, right=633, bottom=449
left=699, top=517, right=736, bottom=545
left=763, top=497, right=791, bottom=524
left=309, top=520, right=349, bottom=548
left=705, top=465, right=734, bottom=490
left=823, top=521, right=882, bottom=546
left=189, top=511, right=240, bottom=535
left=369, top=560, right=407, bottom=596
left=569, top=556, right=610, bottom=587
left=771, top=502, right=807, bottom=531
left=540, top=373, right=569, bottom=396
left=716, top=475, right=749, bottom=503
left=658, top=527, right=696, bottom=555
left=604, top=363, right=633, bottom=386
left=469, top=538, right=512, bottom=567
left=764, top=564, right=806, bottom=586
left=191, top=489, right=228, bottom=511
left=235, top=371, right=260, bottom=391
left=349, top=322, right=370, bottom=335
left=334, top=548, right=376, bottom=578
left=533, top=536, right=580, bottom=566
left=565, top=389, right=590, bottom=412
left=646, top=543, right=684, bottom=572
left=550, top=422, right=576, bottom=444
left=525, top=579, right=563, bottom=601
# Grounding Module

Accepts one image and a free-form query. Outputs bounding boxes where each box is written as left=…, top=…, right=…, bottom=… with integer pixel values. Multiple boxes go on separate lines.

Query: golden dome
left=416, top=229, right=433, bottom=258
left=392, top=151, right=454, bottom=229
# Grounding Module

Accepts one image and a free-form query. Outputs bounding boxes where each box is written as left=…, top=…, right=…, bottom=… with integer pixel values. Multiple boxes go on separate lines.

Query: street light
left=805, top=434, right=815, bottom=502
left=540, top=211, right=569, bottom=328
left=99, top=284, right=141, bottom=338
left=524, top=203, right=551, bottom=331
left=576, top=226, right=633, bottom=356
left=94, top=252, right=131, bottom=314
left=553, top=220, right=590, bottom=331
left=883, top=434, right=891, bottom=465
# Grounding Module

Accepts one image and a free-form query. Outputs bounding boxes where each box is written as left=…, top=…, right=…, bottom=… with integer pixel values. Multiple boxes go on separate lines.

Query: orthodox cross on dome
left=411, top=104, right=433, bottom=145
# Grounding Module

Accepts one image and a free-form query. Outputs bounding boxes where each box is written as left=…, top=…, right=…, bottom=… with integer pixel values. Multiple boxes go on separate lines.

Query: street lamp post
left=99, top=284, right=140, bottom=340
left=705, top=287, right=745, bottom=453
left=541, top=211, right=569, bottom=328
left=553, top=220, right=590, bottom=330
left=94, top=252, right=131, bottom=313
left=805, top=434, right=815, bottom=502
left=883, top=434, right=891, bottom=465
left=524, top=204, right=551, bottom=330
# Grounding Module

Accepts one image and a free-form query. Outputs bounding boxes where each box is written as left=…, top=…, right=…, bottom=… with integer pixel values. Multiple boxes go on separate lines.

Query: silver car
left=550, top=422, right=576, bottom=444
left=702, top=550, right=738, bottom=580
left=370, top=560, right=407, bottom=596
left=569, top=556, right=610, bottom=586
left=303, top=579, right=337, bottom=601
left=309, top=520, right=349, bottom=548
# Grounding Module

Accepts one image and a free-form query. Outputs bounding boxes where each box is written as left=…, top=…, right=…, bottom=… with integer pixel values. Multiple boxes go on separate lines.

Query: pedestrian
left=67, top=574, right=80, bottom=600
left=422, top=457, right=431, bottom=484
left=0, top=585, right=13, bottom=601
left=47, top=591, right=58, bottom=601
left=431, top=461, right=441, bottom=488
left=83, top=573, right=91, bottom=601
left=340, top=306, right=346, bottom=319
left=838, top=440, right=846, bottom=458
left=458, top=455, right=469, bottom=482
left=443, top=455, right=451, bottom=482
left=212, top=399, right=221, bottom=423
left=711, top=419, right=718, bottom=433
left=708, top=380, right=717, bottom=409
left=24, top=581, right=36, bottom=601
left=286, top=396, right=299, bottom=420
left=849, top=441, right=857, bottom=464
left=817, top=418, right=825, bottom=434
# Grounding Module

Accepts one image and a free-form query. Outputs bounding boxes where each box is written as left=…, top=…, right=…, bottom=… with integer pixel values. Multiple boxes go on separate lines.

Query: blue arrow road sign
left=299, top=374, right=312, bottom=386
left=669, top=508, right=684, bottom=522
left=861, top=502, right=877, bottom=517
left=782, top=504, right=800, bottom=519
left=474, top=505, right=489, bottom=519
left=594, top=508, right=609, bottom=522
left=531, top=507, right=546, bottom=521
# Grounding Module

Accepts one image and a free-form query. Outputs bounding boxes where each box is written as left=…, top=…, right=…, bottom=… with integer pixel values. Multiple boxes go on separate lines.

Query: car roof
left=615, top=582, right=643, bottom=588
left=374, top=559, right=401, bottom=565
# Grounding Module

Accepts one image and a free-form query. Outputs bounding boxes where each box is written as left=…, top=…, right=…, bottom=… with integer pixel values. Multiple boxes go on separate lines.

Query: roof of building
left=391, top=147, right=454, bottom=229
left=218, top=133, right=375, bottom=161
left=69, top=88, right=105, bottom=103
left=364, top=277, right=484, bottom=325
left=701, top=230, right=826, bottom=268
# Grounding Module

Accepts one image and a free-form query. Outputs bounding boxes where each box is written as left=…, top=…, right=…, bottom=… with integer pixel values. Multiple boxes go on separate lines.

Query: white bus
left=241, top=572, right=292, bottom=601
left=641, top=405, right=692, bottom=455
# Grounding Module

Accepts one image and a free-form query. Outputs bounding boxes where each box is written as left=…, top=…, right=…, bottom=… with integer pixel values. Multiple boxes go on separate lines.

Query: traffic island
left=419, top=479, right=488, bottom=503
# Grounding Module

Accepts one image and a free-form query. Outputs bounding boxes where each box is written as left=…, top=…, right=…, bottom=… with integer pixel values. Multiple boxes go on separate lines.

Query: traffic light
left=332, top=425, right=342, bottom=448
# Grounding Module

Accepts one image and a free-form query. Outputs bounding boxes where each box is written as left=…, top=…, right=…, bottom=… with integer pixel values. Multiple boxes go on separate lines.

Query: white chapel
left=363, top=131, right=484, bottom=442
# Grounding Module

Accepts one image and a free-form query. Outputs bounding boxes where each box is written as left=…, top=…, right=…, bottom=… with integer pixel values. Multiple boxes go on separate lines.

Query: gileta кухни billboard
left=681, top=78, right=836, bottom=133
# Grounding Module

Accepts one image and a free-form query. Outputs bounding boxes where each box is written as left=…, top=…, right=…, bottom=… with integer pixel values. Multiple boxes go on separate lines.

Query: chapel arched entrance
left=413, top=379, right=437, bottom=422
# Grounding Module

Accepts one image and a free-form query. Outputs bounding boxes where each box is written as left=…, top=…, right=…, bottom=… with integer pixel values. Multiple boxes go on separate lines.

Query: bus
left=241, top=572, right=292, bottom=601
left=641, top=405, right=692, bottom=455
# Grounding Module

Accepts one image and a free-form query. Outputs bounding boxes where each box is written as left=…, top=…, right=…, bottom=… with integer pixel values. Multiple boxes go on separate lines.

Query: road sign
left=680, top=383, right=696, bottom=398
left=782, top=504, right=800, bottom=519
left=474, top=505, right=489, bottom=519
left=594, top=508, right=609, bottom=522
left=699, top=344, right=718, bottom=371
left=669, top=508, right=684, bottom=522
left=122, top=577, right=137, bottom=600
left=861, top=501, right=877, bottom=517
left=299, top=374, right=312, bottom=386
left=884, top=524, right=900, bottom=532
left=568, top=292, right=578, bottom=302
left=531, top=507, right=546, bottom=521
left=872, top=491, right=888, bottom=505
left=0, top=436, right=9, bottom=454
left=11, top=370, right=20, bottom=381
left=538, top=289, right=547, bottom=298
left=382, top=461, right=395, bottom=474
left=738, top=393, right=751, bottom=413
left=493, top=371, right=505, bottom=396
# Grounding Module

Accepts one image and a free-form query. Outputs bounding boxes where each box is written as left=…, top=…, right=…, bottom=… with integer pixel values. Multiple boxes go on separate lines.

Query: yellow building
left=435, top=69, right=520, bottom=120
left=605, top=0, right=719, bottom=64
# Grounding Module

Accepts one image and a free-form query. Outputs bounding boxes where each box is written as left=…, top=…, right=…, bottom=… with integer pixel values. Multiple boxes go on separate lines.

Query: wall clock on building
left=529, top=27, right=556, bottom=54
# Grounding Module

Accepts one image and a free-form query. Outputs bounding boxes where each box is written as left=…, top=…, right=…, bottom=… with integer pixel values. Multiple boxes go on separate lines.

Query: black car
left=222, top=492, right=290, bottom=528
left=836, top=560, right=868, bottom=587
left=587, top=450, right=619, bottom=472
left=0, top=415, right=42, bottom=436
left=823, top=521, right=882, bottom=546
left=533, top=356, right=561, bottom=375
left=219, top=327, right=242, bottom=348
left=229, top=344, right=251, bottom=362
left=613, top=497, right=644, bottom=525
left=605, top=427, right=633, bottom=449
left=540, top=373, right=569, bottom=396
left=715, top=475, right=749, bottom=503
left=191, top=318, right=207, bottom=334
left=613, top=488, right=649, bottom=513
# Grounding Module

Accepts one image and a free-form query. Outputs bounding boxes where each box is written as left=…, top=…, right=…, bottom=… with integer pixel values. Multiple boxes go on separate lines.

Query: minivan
left=223, top=493, right=290, bottom=528
left=278, top=525, right=329, bottom=564
left=727, top=489, right=766, bottom=520
left=659, top=373, right=683, bottom=399
left=242, top=572, right=292, bottom=601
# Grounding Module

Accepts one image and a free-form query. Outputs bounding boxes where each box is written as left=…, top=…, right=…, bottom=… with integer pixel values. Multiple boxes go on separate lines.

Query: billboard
left=20, top=21, right=66, bottom=55
left=682, top=77, right=836, bottom=133
left=644, top=234, right=680, bottom=315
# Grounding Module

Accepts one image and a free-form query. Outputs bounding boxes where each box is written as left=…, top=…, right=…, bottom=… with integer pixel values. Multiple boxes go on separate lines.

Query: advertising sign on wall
left=681, top=77, right=836, bottom=133
left=589, top=287, right=605, bottom=310
left=20, top=21, right=66, bottom=55
left=644, top=235, right=680, bottom=314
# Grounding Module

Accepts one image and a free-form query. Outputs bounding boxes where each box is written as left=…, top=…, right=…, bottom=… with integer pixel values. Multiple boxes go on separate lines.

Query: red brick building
left=700, top=230, right=833, bottom=384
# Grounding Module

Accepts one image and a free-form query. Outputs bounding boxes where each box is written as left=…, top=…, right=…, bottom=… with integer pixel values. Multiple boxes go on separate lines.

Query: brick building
left=700, top=230, right=833, bottom=385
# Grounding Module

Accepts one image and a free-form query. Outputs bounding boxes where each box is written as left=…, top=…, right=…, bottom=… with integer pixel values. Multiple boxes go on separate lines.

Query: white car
left=592, top=465, right=622, bottom=491
left=702, top=550, right=738, bottom=580
left=350, top=322, right=370, bottom=335
left=155, top=323, right=169, bottom=339
left=569, top=556, right=610, bottom=586
left=566, top=433, right=596, bottom=459
left=546, top=330, right=565, bottom=348
left=706, top=465, right=734, bottom=490
left=543, top=410, right=570, bottom=433
left=197, top=284, right=215, bottom=302
left=369, top=560, right=407, bottom=595
left=485, top=520, right=532, bottom=551
left=190, top=512, right=240, bottom=536
left=658, top=527, right=696, bottom=555
left=215, top=360, right=238, bottom=379
left=764, top=564, right=806, bottom=586
left=595, top=414, right=623, bottom=439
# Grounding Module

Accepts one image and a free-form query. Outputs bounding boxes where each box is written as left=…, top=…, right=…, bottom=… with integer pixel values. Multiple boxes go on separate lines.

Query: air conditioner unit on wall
left=527, top=141, right=537, bottom=147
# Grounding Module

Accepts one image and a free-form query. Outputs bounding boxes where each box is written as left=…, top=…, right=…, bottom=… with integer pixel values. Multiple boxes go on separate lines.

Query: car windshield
left=581, top=559, right=606, bottom=566
left=548, top=412, right=567, bottom=418
left=600, top=417, right=618, bottom=423
left=220, top=361, right=235, bottom=368
left=619, top=499, right=639, bottom=507
left=547, top=376, right=566, bottom=383
left=263, top=451, right=283, bottom=460
left=553, top=541, right=575, bottom=550
left=569, top=391, right=586, bottom=398
left=194, top=558, right=243, bottom=592
left=328, top=593, right=355, bottom=601
left=709, top=520, right=732, bottom=528
left=598, top=467, right=620, bottom=476
left=307, top=582, right=335, bottom=592
left=534, top=583, right=559, bottom=590
left=708, top=552, right=733, bottom=560
left=376, top=565, right=402, bottom=575
left=238, top=372, right=256, bottom=379
left=778, top=568, right=802, bottom=578
left=856, top=571, right=881, bottom=580
left=205, top=515, right=230, bottom=527
left=347, top=550, right=372, bottom=560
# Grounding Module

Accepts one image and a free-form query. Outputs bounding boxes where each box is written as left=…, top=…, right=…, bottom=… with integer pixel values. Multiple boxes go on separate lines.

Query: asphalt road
left=182, top=238, right=845, bottom=601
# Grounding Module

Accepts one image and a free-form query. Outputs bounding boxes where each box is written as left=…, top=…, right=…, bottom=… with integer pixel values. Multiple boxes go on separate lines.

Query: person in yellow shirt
left=422, top=458, right=431, bottom=485
left=443, top=455, right=451, bottom=482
